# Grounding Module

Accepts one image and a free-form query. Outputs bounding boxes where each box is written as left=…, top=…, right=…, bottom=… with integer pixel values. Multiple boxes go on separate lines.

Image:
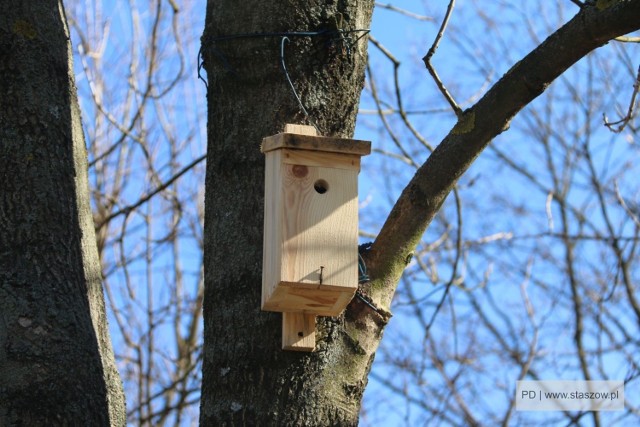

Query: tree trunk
left=200, top=1, right=379, bottom=424
left=0, top=1, right=125, bottom=425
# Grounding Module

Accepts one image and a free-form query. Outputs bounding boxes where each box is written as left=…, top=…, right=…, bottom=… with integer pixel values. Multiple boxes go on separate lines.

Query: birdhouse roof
left=261, top=132, right=371, bottom=156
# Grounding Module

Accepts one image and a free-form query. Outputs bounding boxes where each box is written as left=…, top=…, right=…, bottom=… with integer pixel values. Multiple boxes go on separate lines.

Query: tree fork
left=367, top=0, right=640, bottom=312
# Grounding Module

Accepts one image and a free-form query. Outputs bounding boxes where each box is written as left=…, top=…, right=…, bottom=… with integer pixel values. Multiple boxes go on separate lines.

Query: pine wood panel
left=282, top=313, right=315, bottom=351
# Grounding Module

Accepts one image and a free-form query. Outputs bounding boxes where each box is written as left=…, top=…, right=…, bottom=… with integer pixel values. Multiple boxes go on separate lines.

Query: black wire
left=202, top=28, right=369, bottom=74
left=358, top=242, right=372, bottom=284
left=197, top=28, right=370, bottom=121
left=207, top=29, right=369, bottom=43
left=197, top=46, right=208, bottom=89
left=358, top=252, right=370, bottom=283
left=279, top=36, right=319, bottom=133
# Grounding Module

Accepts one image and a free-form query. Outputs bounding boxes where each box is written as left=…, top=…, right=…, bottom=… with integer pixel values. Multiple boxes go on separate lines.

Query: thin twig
left=603, top=65, right=640, bottom=133
left=368, top=35, right=434, bottom=151
left=365, top=55, right=419, bottom=168
left=614, top=181, right=640, bottom=228
left=422, top=0, right=463, bottom=117
left=424, top=186, right=463, bottom=335
left=358, top=107, right=451, bottom=115
left=374, top=2, right=434, bottom=21
left=97, top=153, right=206, bottom=228
left=372, top=148, right=414, bottom=166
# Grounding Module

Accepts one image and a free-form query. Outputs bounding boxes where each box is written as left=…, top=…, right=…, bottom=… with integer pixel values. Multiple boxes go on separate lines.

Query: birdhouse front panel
left=261, top=130, right=370, bottom=317
left=281, top=152, right=358, bottom=287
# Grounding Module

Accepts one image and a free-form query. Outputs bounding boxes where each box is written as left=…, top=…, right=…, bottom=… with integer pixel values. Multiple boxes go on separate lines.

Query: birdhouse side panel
left=262, top=150, right=285, bottom=308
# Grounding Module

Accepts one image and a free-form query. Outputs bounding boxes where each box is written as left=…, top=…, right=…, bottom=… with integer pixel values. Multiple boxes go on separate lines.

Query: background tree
left=66, top=0, right=205, bottom=424
left=0, top=1, right=124, bottom=425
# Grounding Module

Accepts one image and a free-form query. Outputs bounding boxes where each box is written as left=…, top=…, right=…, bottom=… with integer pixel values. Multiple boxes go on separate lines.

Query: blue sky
left=68, top=1, right=640, bottom=425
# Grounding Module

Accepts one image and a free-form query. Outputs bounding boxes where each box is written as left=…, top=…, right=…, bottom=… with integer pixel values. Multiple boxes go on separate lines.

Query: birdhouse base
left=262, top=282, right=356, bottom=317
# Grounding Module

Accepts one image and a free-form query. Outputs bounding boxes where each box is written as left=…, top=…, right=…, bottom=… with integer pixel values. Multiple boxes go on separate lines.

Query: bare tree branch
left=368, top=2, right=640, bottom=309
left=422, top=0, right=463, bottom=117
left=374, top=2, right=434, bottom=21
left=97, top=154, right=206, bottom=229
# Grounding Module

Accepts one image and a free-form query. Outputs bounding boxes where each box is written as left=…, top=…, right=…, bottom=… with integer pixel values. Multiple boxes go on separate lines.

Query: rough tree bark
left=200, top=1, right=376, bottom=425
left=200, top=1, right=640, bottom=425
left=0, top=1, right=125, bottom=425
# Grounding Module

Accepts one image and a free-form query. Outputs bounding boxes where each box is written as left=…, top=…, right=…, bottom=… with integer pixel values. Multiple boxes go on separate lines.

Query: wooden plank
left=262, top=283, right=357, bottom=317
left=282, top=312, right=315, bottom=351
left=281, top=149, right=361, bottom=171
left=262, top=150, right=283, bottom=308
left=262, top=133, right=371, bottom=156
left=279, top=124, right=318, bottom=352
left=284, top=124, right=317, bottom=135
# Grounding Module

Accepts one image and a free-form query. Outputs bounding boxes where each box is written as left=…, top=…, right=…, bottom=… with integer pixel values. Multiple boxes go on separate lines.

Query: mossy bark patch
left=451, top=111, right=476, bottom=135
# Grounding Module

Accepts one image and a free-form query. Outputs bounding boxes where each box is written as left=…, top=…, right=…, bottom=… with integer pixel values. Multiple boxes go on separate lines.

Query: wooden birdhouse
left=261, top=124, right=371, bottom=351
